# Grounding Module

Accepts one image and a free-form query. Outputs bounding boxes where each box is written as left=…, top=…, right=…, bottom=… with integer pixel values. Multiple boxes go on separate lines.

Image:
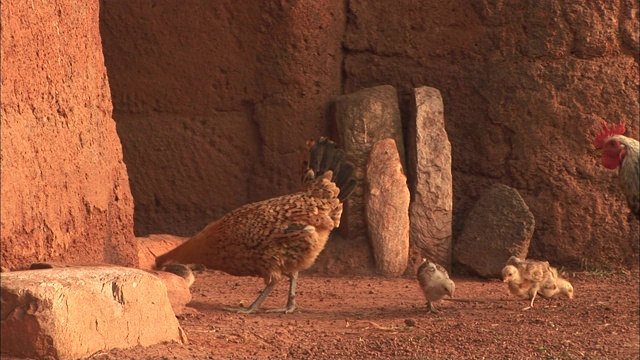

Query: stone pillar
left=407, top=87, right=453, bottom=270
left=365, top=139, right=410, bottom=276
left=334, top=85, right=405, bottom=248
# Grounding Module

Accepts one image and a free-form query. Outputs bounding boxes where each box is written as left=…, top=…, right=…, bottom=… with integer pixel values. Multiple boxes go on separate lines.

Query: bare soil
left=86, top=269, right=640, bottom=360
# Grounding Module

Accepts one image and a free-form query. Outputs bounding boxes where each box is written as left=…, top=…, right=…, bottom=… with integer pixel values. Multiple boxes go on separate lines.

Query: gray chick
left=161, top=264, right=196, bottom=288
left=417, top=259, right=455, bottom=313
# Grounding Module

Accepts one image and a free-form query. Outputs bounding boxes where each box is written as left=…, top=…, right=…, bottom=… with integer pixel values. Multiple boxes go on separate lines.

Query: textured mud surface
left=91, top=269, right=638, bottom=360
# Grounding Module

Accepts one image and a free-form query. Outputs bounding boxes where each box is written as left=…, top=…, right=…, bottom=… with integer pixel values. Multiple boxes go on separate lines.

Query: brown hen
left=155, top=137, right=356, bottom=313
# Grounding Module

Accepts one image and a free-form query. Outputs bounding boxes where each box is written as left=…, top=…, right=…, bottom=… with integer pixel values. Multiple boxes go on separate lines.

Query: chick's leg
left=427, top=301, right=439, bottom=313
left=265, top=272, right=298, bottom=314
left=224, top=282, right=276, bottom=314
left=522, top=289, right=538, bottom=311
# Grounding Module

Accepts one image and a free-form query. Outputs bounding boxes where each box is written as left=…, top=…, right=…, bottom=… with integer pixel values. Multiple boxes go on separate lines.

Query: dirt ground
left=85, top=268, right=640, bottom=360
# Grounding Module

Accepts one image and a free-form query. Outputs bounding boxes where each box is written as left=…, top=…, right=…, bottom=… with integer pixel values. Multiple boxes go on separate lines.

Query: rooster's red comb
left=593, top=121, right=626, bottom=148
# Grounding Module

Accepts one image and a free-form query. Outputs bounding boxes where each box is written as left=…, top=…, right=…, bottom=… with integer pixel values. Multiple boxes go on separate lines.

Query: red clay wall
left=101, top=1, right=639, bottom=270
left=4, top=1, right=635, bottom=271
left=99, top=1, right=346, bottom=237
left=1, top=0, right=137, bottom=269
left=342, top=1, right=639, bottom=268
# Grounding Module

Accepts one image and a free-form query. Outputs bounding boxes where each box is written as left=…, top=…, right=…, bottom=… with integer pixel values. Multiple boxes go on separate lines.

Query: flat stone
left=147, top=270, right=193, bottom=316
left=1, top=266, right=185, bottom=359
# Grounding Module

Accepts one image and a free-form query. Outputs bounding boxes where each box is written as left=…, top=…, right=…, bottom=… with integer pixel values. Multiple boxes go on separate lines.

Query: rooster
left=155, top=137, right=356, bottom=314
left=593, top=121, right=640, bottom=221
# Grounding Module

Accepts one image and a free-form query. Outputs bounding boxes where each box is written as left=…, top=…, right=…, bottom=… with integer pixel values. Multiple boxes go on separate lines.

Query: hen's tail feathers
left=303, top=137, right=357, bottom=201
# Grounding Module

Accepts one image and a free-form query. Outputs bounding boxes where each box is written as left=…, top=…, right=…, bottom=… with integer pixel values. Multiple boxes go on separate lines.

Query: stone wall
left=1, top=0, right=137, bottom=269
left=343, top=0, right=639, bottom=268
left=9, top=0, right=630, bottom=272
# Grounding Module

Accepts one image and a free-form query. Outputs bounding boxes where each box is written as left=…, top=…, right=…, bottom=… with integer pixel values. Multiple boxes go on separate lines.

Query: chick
left=160, top=264, right=196, bottom=288
left=501, top=264, right=532, bottom=298
left=555, top=278, right=575, bottom=299
left=538, top=274, right=574, bottom=300
left=503, top=256, right=558, bottom=309
left=417, top=259, right=455, bottom=313
left=155, top=137, right=356, bottom=314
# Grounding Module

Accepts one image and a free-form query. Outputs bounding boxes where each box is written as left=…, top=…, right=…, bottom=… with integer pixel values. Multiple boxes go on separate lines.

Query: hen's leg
left=265, top=272, right=298, bottom=313
left=224, top=282, right=276, bottom=314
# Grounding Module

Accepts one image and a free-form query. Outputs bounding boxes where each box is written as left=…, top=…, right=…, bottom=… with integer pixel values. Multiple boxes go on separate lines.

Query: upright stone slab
left=454, top=184, right=536, bottom=278
left=1, top=267, right=185, bottom=359
left=365, top=139, right=410, bottom=276
left=407, top=87, right=453, bottom=270
left=334, top=85, right=405, bottom=247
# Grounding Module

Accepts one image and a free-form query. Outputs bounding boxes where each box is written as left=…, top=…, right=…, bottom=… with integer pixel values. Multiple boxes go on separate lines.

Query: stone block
left=1, top=267, right=185, bottom=359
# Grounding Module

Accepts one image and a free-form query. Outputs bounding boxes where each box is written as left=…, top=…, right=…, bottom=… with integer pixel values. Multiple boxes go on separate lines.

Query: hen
left=502, top=256, right=557, bottom=310
left=593, top=121, right=640, bottom=221
left=155, top=137, right=356, bottom=313
left=416, top=259, right=455, bottom=313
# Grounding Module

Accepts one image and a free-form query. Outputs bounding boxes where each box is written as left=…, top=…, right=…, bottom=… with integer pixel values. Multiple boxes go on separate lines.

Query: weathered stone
left=1, top=0, right=136, bottom=270
left=138, top=234, right=189, bottom=270
left=454, top=184, right=535, bottom=278
left=27, top=261, right=193, bottom=316
left=29, top=262, right=119, bottom=270
left=0, top=267, right=185, bottom=359
left=334, top=85, right=405, bottom=249
left=146, top=270, right=193, bottom=316
left=407, top=86, right=453, bottom=272
left=365, top=139, right=410, bottom=276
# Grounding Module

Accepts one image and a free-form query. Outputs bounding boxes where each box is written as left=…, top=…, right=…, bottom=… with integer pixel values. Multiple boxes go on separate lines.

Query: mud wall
left=99, top=1, right=346, bottom=237
left=342, top=0, right=639, bottom=268
left=97, top=1, right=639, bottom=269
left=1, top=0, right=137, bottom=269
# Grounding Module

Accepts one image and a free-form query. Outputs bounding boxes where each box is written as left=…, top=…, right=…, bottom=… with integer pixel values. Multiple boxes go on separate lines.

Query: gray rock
left=454, top=184, right=535, bottom=278
left=407, top=87, right=453, bottom=271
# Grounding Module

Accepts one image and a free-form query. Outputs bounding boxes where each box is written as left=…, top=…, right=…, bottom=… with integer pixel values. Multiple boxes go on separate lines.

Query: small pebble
left=404, top=318, right=417, bottom=327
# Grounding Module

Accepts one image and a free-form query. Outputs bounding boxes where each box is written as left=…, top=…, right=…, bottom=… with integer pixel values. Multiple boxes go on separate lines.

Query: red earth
left=85, top=268, right=639, bottom=360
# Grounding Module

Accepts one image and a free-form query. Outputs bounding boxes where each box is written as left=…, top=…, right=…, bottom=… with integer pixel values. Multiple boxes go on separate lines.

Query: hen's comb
left=593, top=121, right=626, bottom=148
